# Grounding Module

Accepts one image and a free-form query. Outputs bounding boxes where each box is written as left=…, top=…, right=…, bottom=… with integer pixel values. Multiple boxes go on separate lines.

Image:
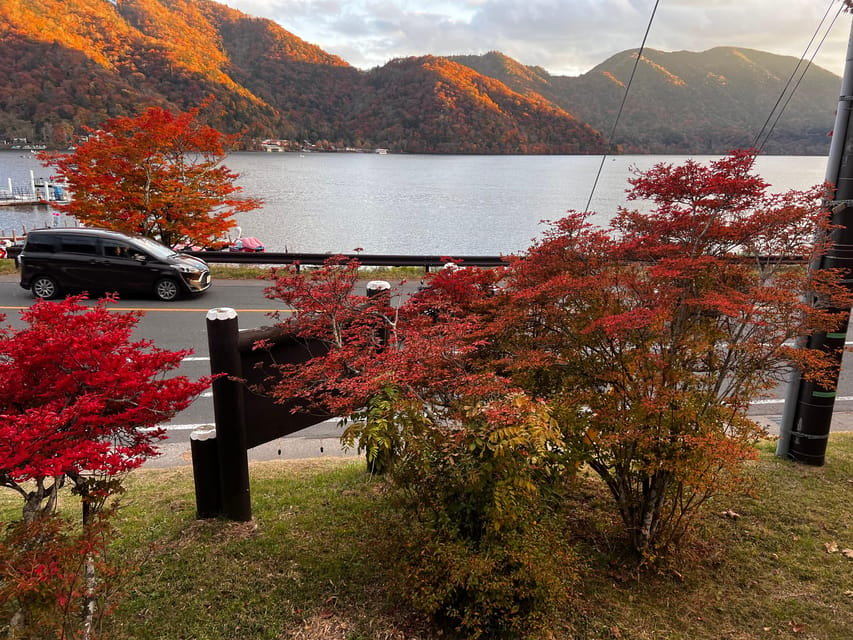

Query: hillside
left=0, top=0, right=841, bottom=154
left=351, top=56, right=608, bottom=154
left=453, top=48, right=838, bottom=154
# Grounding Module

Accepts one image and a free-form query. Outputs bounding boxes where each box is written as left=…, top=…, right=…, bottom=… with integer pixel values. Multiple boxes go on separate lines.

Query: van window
left=60, top=236, right=98, bottom=255
left=135, top=236, right=176, bottom=260
left=25, top=236, right=56, bottom=253
left=102, top=240, right=141, bottom=260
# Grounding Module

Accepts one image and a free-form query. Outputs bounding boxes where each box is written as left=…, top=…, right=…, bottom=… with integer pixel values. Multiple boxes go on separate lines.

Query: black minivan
left=19, top=228, right=212, bottom=301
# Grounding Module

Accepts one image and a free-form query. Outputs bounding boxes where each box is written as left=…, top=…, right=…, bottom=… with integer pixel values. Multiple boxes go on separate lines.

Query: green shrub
left=378, top=395, right=576, bottom=637
left=400, top=519, right=575, bottom=639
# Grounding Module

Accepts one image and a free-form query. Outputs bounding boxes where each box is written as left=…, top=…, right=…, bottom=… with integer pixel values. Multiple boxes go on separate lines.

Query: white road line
left=751, top=395, right=853, bottom=405
left=170, top=345, right=853, bottom=430
left=158, top=398, right=853, bottom=433
left=155, top=419, right=341, bottom=432
left=141, top=424, right=212, bottom=432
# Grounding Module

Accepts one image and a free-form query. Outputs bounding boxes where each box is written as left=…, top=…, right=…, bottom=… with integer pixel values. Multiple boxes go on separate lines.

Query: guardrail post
left=190, top=427, right=221, bottom=518
left=206, top=307, right=252, bottom=521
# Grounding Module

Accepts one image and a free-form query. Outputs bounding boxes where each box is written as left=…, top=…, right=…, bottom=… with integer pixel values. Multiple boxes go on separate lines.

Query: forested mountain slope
left=0, top=0, right=838, bottom=154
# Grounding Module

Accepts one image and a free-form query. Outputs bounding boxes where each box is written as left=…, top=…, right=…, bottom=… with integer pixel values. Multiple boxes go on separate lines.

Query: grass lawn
left=3, top=436, right=850, bottom=639
left=208, top=263, right=432, bottom=282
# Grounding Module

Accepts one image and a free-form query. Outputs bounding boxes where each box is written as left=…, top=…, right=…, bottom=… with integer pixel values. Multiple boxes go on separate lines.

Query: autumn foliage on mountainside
left=352, top=56, right=609, bottom=154
left=0, top=296, right=210, bottom=635
left=261, top=152, right=849, bottom=632
left=0, top=0, right=839, bottom=153
left=43, top=104, right=261, bottom=249
left=0, top=0, right=284, bottom=144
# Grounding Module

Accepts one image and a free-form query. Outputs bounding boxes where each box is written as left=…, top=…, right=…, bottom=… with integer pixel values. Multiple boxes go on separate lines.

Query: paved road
left=3, top=270, right=853, bottom=467
left=0, top=272, right=407, bottom=465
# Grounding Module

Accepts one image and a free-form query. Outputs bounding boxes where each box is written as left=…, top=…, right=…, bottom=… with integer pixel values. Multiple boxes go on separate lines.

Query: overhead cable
left=752, top=0, right=844, bottom=155
left=584, top=0, right=661, bottom=213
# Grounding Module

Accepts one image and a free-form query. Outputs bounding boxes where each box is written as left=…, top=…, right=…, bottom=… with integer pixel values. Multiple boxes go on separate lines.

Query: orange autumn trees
left=261, top=152, right=850, bottom=629
left=501, top=151, right=852, bottom=558
left=42, top=105, right=261, bottom=249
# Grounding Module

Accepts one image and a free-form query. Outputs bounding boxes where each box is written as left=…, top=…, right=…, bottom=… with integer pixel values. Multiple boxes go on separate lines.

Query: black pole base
left=191, top=427, right=222, bottom=518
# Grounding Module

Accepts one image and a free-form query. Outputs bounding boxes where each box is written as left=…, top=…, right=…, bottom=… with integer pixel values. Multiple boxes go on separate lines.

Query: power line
left=583, top=0, right=660, bottom=213
left=752, top=0, right=844, bottom=154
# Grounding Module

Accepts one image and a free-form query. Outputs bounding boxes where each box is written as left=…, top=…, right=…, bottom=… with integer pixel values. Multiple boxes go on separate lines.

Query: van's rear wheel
left=154, top=278, right=180, bottom=302
left=32, top=275, right=58, bottom=299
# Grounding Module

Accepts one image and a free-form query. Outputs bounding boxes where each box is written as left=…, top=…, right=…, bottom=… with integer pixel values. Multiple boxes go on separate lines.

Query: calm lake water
left=0, top=151, right=830, bottom=255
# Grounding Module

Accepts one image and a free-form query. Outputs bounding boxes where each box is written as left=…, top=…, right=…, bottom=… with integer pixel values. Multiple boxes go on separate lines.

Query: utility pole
left=778, top=10, right=853, bottom=465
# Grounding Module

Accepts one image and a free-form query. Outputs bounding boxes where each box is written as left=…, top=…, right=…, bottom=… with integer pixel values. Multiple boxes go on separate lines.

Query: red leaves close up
left=0, top=295, right=210, bottom=501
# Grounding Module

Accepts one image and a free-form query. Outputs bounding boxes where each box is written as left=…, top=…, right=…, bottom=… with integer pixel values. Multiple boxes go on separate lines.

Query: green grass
left=1, top=437, right=852, bottom=639
left=0, top=260, right=17, bottom=275
left=209, top=263, right=429, bottom=282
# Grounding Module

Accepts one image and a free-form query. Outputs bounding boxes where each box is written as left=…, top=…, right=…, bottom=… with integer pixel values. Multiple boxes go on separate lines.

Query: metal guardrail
left=0, top=244, right=806, bottom=269
left=184, top=251, right=809, bottom=269
left=183, top=251, right=510, bottom=270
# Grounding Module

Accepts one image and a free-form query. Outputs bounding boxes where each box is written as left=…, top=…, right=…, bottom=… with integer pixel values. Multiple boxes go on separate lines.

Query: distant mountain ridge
left=451, top=48, right=838, bottom=154
left=0, top=0, right=840, bottom=154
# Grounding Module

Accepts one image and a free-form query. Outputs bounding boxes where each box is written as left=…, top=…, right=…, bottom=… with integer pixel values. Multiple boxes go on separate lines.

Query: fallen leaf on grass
left=721, top=509, right=741, bottom=519
left=842, top=548, right=853, bottom=559
left=790, top=621, right=807, bottom=633
left=825, top=541, right=838, bottom=553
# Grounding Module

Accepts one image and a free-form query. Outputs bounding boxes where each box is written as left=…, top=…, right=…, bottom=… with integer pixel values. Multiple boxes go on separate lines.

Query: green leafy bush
left=401, top=523, right=575, bottom=639
left=383, top=395, right=575, bottom=637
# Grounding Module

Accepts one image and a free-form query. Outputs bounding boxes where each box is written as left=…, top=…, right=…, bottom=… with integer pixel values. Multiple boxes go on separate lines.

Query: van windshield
left=133, top=237, right=177, bottom=260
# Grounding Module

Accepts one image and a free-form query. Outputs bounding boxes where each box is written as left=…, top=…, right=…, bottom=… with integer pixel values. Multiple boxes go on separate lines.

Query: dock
left=0, top=170, right=69, bottom=206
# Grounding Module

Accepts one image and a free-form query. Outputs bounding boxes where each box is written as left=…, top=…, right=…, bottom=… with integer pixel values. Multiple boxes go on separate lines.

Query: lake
left=0, top=151, right=830, bottom=255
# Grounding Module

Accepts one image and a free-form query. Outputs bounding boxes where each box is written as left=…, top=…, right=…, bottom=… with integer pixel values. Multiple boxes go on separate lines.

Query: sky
left=217, top=0, right=853, bottom=78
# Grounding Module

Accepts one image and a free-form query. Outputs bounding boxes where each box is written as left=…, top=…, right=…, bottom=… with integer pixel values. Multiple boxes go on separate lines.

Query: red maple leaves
left=0, top=296, right=210, bottom=520
left=262, top=151, right=851, bottom=558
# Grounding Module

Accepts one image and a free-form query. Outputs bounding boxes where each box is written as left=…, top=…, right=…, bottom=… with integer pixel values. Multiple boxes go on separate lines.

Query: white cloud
left=218, top=0, right=853, bottom=77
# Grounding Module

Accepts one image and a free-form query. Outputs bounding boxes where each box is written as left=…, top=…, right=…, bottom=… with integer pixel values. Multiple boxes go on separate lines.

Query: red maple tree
left=0, top=296, right=210, bottom=634
left=41, top=104, right=261, bottom=249
left=0, top=296, right=210, bottom=522
left=498, top=150, right=852, bottom=556
left=263, top=151, right=851, bottom=564
left=263, top=259, right=568, bottom=634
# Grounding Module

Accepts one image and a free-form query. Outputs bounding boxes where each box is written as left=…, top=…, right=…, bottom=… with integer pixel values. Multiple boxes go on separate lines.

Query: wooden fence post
left=206, top=307, right=252, bottom=521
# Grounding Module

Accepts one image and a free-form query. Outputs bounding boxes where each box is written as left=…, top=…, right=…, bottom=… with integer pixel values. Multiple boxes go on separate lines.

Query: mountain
left=351, top=56, right=607, bottom=154
left=452, top=48, right=838, bottom=154
left=0, top=0, right=348, bottom=143
left=0, top=0, right=840, bottom=155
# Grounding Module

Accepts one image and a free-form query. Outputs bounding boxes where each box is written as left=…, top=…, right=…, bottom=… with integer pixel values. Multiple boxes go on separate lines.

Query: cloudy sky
left=218, top=0, right=853, bottom=77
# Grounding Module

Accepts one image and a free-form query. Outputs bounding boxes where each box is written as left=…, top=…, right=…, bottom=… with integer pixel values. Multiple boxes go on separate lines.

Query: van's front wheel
left=32, top=275, right=58, bottom=299
left=154, top=278, right=180, bottom=301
